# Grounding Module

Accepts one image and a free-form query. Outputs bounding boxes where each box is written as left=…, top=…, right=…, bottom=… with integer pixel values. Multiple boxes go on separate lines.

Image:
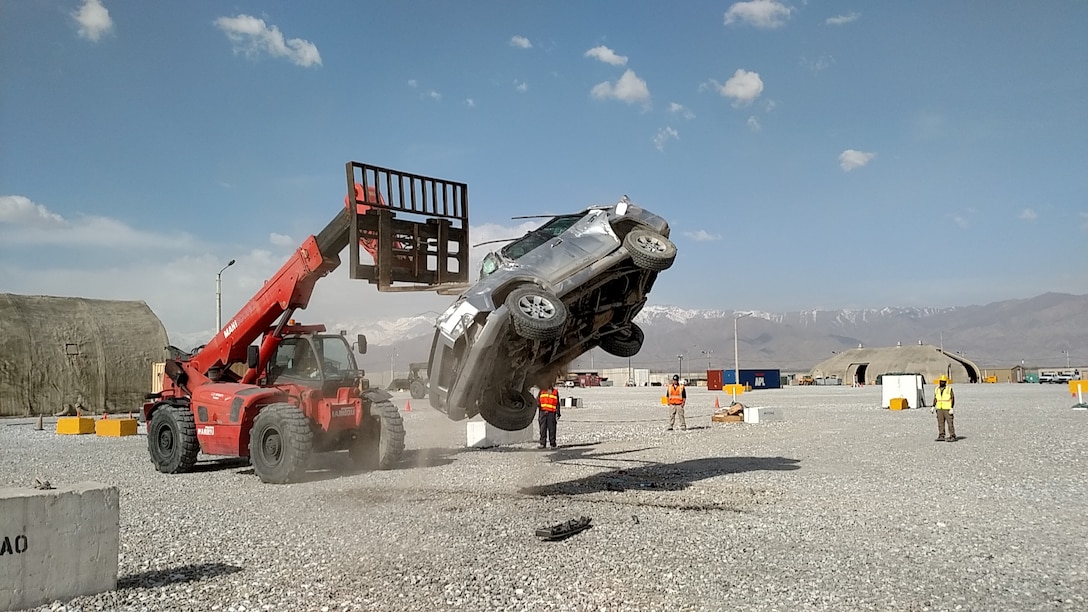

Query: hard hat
left=938, top=375, right=948, bottom=383
left=672, top=374, right=680, bottom=381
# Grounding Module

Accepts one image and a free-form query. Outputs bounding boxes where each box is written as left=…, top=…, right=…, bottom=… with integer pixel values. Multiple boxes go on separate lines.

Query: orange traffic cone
left=714, top=396, right=720, bottom=409
left=101, top=412, right=108, bottom=420
left=405, top=400, right=411, bottom=412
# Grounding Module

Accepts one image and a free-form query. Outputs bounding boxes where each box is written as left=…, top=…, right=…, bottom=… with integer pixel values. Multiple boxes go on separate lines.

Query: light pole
left=1063, top=350, right=1070, bottom=368
left=734, top=313, right=752, bottom=396
left=216, top=259, right=236, bottom=332
left=677, top=354, right=683, bottom=383
left=390, top=348, right=398, bottom=386
left=701, top=349, right=714, bottom=371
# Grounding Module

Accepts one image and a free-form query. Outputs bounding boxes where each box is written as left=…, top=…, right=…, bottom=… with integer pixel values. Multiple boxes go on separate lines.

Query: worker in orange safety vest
left=666, top=374, right=687, bottom=431
left=538, top=385, right=560, bottom=449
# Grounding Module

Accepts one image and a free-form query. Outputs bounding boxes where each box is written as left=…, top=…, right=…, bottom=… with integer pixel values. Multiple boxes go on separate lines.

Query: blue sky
left=2, top=0, right=1086, bottom=345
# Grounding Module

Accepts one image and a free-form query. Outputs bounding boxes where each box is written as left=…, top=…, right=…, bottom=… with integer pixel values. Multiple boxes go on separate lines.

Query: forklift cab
left=265, top=334, right=363, bottom=388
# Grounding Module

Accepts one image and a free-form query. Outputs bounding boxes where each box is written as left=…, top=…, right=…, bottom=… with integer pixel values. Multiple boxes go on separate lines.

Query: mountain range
left=346, top=292, right=1088, bottom=376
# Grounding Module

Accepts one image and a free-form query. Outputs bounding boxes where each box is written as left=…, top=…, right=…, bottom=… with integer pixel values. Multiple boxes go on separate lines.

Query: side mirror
left=356, top=334, right=367, bottom=355
left=247, top=345, right=260, bottom=369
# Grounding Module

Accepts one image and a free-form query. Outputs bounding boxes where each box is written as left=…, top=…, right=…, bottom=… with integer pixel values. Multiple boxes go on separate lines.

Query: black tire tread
left=600, top=323, right=645, bottom=358
left=505, top=286, right=568, bottom=342
left=249, top=403, right=313, bottom=484
left=625, top=229, right=676, bottom=271
left=147, top=403, right=200, bottom=474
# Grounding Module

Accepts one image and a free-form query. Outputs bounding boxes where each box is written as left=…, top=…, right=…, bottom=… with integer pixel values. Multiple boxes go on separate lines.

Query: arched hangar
left=0, top=293, right=169, bottom=417
left=809, top=344, right=981, bottom=386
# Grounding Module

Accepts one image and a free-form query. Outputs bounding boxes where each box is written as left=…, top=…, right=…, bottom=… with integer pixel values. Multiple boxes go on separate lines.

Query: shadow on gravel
left=118, top=562, right=242, bottom=589
left=401, top=446, right=468, bottom=468
left=519, top=456, right=801, bottom=496
left=189, top=457, right=251, bottom=473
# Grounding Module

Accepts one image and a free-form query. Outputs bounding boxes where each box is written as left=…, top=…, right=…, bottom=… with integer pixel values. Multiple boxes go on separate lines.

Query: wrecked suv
left=427, top=197, right=675, bottom=430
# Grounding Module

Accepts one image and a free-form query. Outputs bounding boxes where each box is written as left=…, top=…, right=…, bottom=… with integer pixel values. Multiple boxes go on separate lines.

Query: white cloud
left=747, top=116, right=762, bottom=131
left=838, top=149, right=876, bottom=172
left=269, top=233, right=294, bottom=247
left=426, top=90, right=441, bottom=101
left=1019, top=208, right=1038, bottom=221
left=214, top=14, right=322, bottom=68
left=653, top=127, right=679, bottom=152
left=952, top=215, right=968, bottom=229
left=668, top=102, right=695, bottom=119
left=826, top=13, right=861, bottom=26
left=72, top=0, right=113, bottom=42
left=514, top=80, right=528, bottom=93
left=0, top=195, right=67, bottom=227
left=724, top=0, right=792, bottom=29
left=465, top=98, right=476, bottom=108
left=590, top=69, right=651, bottom=105
left=407, top=79, right=418, bottom=88
left=684, top=230, right=721, bottom=242
left=717, top=69, right=764, bottom=106
left=584, top=45, right=628, bottom=66
left=0, top=196, right=196, bottom=249
left=509, top=35, right=532, bottom=49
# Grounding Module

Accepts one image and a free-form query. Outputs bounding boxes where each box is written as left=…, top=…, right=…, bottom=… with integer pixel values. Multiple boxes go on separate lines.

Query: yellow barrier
left=723, top=384, right=745, bottom=397
left=889, top=398, right=908, bottom=411
left=56, top=416, right=95, bottom=435
left=95, top=417, right=139, bottom=437
left=1070, top=380, right=1088, bottom=397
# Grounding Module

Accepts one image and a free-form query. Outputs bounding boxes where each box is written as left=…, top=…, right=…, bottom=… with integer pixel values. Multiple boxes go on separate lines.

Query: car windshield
left=500, top=214, right=584, bottom=260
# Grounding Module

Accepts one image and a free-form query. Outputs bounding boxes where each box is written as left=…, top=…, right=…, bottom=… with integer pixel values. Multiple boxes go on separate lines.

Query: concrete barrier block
left=95, top=418, right=139, bottom=437
left=466, top=419, right=534, bottom=448
left=56, top=417, right=95, bottom=435
left=744, top=406, right=784, bottom=424
left=0, top=482, right=120, bottom=611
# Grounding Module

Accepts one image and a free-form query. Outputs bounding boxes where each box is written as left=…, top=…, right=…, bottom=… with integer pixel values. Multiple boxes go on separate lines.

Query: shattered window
left=501, top=214, right=583, bottom=260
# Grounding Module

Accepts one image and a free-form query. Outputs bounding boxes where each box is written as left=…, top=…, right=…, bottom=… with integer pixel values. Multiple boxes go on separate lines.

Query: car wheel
left=505, top=286, right=568, bottom=342
left=249, top=403, right=313, bottom=484
left=479, top=388, right=537, bottom=431
left=600, top=323, right=645, bottom=358
left=147, top=403, right=199, bottom=474
left=625, top=229, right=676, bottom=271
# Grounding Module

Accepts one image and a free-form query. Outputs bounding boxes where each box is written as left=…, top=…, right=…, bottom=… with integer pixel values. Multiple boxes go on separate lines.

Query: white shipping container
left=881, top=374, right=925, bottom=409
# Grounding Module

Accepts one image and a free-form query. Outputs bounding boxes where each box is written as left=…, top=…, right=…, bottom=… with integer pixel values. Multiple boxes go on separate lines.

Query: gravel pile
left=2, top=383, right=1087, bottom=611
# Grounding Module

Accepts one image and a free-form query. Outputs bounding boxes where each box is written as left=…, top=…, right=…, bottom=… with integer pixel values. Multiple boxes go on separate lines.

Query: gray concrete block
left=0, top=482, right=119, bottom=611
left=466, top=419, right=534, bottom=448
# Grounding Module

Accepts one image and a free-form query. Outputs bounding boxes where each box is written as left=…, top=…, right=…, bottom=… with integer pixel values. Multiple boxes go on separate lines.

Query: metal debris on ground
left=32, top=478, right=55, bottom=490
left=535, top=516, right=593, bottom=541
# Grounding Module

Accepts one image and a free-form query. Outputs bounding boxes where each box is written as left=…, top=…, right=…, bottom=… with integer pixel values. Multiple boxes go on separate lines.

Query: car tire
left=625, top=229, right=676, bottom=271
left=600, top=323, right=645, bottom=358
left=479, top=388, right=537, bottom=431
left=147, top=403, right=199, bottom=474
left=505, top=286, right=567, bottom=342
left=249, top=403, right=313, bottom=484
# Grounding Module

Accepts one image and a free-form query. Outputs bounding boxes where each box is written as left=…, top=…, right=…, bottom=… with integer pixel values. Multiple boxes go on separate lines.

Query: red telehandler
left=144, top=162, right=469, bottom=483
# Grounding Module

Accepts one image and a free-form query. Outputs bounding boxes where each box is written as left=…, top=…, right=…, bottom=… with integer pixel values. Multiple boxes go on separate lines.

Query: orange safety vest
left=539, top=388, right=559, bottom=412
left=667, top=383, right=685, bottom=405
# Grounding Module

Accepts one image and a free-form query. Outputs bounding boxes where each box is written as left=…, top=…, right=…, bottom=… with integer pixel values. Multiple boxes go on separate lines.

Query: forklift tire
left=350, top=400, right=405, bottom=470
left=409, top=380, right=427, bottom=400
left=249, top=403, right=313, bottom=484
left=148, top=403, right=199, bottom=474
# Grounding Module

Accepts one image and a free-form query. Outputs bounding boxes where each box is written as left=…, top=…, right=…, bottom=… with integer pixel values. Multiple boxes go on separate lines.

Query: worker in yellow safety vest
left=933, top=375, right=957, bottom=442
left=666, top=374, right=687, bottom=431
left=537, top=385, right=560, bottom=449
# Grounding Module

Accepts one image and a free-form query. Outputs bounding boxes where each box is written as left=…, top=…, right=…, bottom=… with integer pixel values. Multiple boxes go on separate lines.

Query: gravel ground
left=3, top=383, right=1087, bottom=611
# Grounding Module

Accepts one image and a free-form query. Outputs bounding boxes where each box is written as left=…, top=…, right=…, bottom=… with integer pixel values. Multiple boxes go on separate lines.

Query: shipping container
left=722, top=369, right=782, bottom=389
left=707, top=369, right=724, bottom=391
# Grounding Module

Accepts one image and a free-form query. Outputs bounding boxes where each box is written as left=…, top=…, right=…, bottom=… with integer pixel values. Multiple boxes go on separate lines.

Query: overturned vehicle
left=427, top=197, right=675, bottom=430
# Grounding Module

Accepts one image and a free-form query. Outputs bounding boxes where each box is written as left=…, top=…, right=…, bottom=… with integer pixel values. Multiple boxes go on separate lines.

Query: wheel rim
left=636, top=234, right=667, bottom=254
left=261, top=429, right=283, bottom=465
left=517, top=294, right=556, bottom=321
left=156, top=426, right=174, bottom=453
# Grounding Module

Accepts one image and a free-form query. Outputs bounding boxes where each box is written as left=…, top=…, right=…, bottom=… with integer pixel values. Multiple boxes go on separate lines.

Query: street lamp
left=701, top=349, right=714, bottom=371
left=677, top=354, right=683, bottom=383
left=216, top=259, right=236, bottom=332
left=734, top=312, right=753, bottom=397
left=1063, top=350, right=1070, bottom=368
